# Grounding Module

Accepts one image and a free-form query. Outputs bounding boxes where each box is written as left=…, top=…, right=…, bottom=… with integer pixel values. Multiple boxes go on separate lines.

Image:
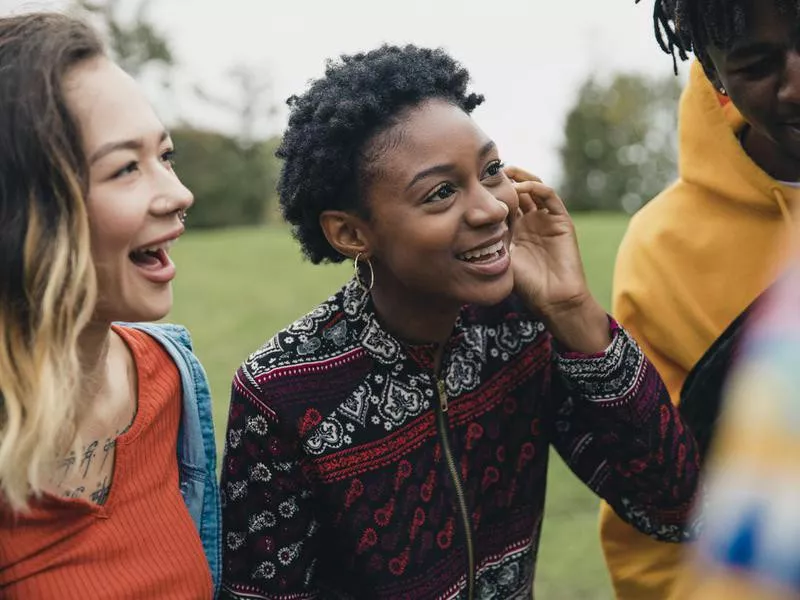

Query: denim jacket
left=123, top=322, right=221, bottom=597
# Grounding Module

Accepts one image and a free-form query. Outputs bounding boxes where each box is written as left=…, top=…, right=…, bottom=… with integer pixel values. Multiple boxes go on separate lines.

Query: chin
left=101, top=294, right=173, bottom=324
left=135, top=298, right=173, bottom=323
left=460, top=277, right=514, bottom=307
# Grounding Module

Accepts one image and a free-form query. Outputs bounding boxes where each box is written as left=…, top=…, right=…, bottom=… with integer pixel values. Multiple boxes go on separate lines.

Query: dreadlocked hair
left=642, top=0, right=800, bottom=77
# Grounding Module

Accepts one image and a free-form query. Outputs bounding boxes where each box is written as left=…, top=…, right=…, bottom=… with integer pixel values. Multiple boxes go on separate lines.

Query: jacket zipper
left=435, top=378, right=475, bottom=600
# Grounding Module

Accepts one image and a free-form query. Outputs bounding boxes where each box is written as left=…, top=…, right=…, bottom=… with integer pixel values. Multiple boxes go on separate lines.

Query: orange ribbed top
left=0, top=326, right=213, bottom=599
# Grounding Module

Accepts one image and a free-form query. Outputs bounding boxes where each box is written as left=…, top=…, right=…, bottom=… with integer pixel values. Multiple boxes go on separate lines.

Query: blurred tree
left=193, top=62, right=282, bottom=222
left=170, top=129, right=280, bottom=229
left=70, top=0, right=172, bottom=77
left=558, top=73, right=681, bottom=213
left=194, top=63, right=278, bottom=150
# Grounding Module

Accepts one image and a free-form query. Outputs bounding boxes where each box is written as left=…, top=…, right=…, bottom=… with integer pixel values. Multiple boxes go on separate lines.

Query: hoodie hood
left=602, top=61, right=800, bottom=600
left=679, top=61, right=795, bottom=221
left=610, top=60, right=798, bottom=401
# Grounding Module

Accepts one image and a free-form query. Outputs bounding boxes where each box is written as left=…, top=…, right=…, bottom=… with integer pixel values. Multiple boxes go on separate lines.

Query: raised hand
left=505, top=166, right=611, bottom=354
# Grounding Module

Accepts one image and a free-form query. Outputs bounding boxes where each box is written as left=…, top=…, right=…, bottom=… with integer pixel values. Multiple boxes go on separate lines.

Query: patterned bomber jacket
left=220, top=278, right=699, bottom=600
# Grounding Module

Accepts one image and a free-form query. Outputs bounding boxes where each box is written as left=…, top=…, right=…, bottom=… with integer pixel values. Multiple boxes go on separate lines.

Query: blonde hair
left=0, top=13, right=104, bottom=510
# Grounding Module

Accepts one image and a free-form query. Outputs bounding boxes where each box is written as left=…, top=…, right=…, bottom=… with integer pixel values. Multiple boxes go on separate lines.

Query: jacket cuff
left=555, top=319, right=645, bottom=403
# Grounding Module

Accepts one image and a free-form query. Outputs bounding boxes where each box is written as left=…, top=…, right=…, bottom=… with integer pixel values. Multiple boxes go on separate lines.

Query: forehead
left=369, top=100, right=492, bottom=180
left=63, top=57, right=163, bottom=151
left=725, top=0, right=796, bottom=46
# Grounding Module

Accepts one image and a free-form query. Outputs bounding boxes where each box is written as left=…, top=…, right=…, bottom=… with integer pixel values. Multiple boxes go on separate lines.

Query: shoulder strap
left=679, top=291, right=767, bottom=461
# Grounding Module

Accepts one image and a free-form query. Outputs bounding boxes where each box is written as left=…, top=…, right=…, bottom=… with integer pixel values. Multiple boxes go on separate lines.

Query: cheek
left=497, top=180, right=519, bottom=215
left=728, top=81, right=773, bottom=120
left=387, top=221, right=457, bottom=266
left=86, top=200, right=143, bottom=283
left=87, top=197, right=142, bottom=253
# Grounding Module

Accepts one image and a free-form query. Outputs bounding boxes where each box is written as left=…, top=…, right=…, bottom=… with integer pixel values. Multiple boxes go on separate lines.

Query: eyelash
left=485, top=160, right=505, bottom=177
left=112, top=148, right=176, bottom=179
left=422, top=160, right=505, bottom=204
left=424, top=183, right=456, bottom=203
left=162, top=148, right=176, bottom=167
left=739, top=55, right=781, bottom=78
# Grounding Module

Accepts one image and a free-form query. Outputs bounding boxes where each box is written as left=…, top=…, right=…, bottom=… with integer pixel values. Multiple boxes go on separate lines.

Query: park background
left=2, top=0, right=693, bottom=596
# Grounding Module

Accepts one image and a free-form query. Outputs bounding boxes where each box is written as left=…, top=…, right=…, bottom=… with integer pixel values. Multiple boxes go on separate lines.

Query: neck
left=742, top=125, right=800, bottom=182
left=77, top=319, right=113, bottom=400
left=368, top=277, right=460, bottom=350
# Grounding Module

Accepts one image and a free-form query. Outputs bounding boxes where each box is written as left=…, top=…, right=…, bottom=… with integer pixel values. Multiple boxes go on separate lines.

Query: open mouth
left=457, top=240, right=506, bottom=263
left=129, top=240, right=174, bottom=270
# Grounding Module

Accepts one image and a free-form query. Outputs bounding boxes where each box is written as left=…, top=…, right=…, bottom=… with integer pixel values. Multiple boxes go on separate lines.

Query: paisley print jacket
left=220, top=279, right=699, bottom=600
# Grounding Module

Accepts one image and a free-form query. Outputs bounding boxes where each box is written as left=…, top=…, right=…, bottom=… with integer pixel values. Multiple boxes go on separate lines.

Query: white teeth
left=459, top=240, right=504, bottom=260
left=137, top=240, right=175, bottom=254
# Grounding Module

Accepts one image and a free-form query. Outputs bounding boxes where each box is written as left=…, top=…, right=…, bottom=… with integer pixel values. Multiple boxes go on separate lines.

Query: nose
left=778, top=50, right=800, bottom=105
left=151, top=164, right=194, bottom=218
left=464, top=185, right=511, bottom=229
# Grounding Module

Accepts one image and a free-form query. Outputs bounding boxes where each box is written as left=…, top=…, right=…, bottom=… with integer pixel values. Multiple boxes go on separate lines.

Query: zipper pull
left=437, top=379, right=448, bottom=413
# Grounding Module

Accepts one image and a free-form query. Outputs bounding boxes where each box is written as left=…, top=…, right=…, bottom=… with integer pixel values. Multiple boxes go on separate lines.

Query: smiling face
left=359, top=99, right=518, bottom=310
left=65, top=57, right=193, bottom=323
left=707, top=0, right=800, bottom=177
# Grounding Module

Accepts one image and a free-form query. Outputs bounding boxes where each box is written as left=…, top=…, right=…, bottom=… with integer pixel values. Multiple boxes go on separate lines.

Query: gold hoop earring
left=354, top=252, right=375, bottom=293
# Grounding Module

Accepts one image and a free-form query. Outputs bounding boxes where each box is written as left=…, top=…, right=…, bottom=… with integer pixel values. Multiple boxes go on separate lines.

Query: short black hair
left=645, top=0, right=800, bottom=77
left=276, top=44, right=484, bottom=264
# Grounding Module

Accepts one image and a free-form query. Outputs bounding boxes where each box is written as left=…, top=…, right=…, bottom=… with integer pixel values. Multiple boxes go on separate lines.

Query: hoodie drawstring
left=773, top=187, right=793, bottom=226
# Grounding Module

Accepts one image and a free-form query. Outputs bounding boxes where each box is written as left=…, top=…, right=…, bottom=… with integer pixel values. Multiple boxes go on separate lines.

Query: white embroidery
left=279, top=497, right=299, bottom=518
left=304, top=417, right=345, bottom=455
left=361, top=317, right=401, bottom=363
left=338, top=382, right=371, bottom=426
left=253, top=561, right=277, bottom=580
left=228, top=428, right=242, bottom=449
left=248, top=510, right=276, bottom=532
left=227, top=531, right=246, bottom=550
left=445, top=353, right=482, bottom=396
left=249, top=462, right=272, bottom=483
left=227, top=481, right=247, bottom=501
left=245, top=415, right=270, bottom=436
left=379, top=378, right=424, bottom=425
left=277, top=542, right=303, bottom=566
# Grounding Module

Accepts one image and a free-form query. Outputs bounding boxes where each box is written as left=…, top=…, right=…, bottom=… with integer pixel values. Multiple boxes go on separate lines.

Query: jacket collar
left=341, top=277, right=471, bottom=373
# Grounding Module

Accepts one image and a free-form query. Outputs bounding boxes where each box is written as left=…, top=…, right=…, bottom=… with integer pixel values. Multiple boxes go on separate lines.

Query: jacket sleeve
left=220, top=366, right=321, bottom=600
left=546, top=320, right=700, bottom=543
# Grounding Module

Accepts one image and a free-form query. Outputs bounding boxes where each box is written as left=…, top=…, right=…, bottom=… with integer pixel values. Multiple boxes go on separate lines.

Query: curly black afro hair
left=276, top=44, right=485, bottom=264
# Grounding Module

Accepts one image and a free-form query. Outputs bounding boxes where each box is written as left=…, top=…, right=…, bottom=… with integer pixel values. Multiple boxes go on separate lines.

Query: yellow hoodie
left=599, top=60, right=798, bottom=600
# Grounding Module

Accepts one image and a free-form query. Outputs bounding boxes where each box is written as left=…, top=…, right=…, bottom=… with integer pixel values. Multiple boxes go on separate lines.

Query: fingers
left=512, top=180, right=567, bottom=216
left=504, top=165, right=542, bottom=184
left=516, top=188, right=536, bottom=214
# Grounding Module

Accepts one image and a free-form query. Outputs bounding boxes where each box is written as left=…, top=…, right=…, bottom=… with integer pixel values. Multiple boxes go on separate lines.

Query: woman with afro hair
left=219, top=44, right=700, bottom=600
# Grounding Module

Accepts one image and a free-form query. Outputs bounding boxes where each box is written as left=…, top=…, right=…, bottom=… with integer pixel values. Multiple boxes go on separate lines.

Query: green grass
left=169, top=212, right=630, bottom=599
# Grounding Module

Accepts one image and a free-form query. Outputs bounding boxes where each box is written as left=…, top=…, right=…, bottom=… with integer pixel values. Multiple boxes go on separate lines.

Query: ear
left=700, top=59, right=725, bottom=95
left=319, top=210, right=372, bottom=260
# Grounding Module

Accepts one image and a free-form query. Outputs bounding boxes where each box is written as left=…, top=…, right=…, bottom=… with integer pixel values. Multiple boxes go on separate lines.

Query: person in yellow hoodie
left=601, top=0, right=800, bottom=598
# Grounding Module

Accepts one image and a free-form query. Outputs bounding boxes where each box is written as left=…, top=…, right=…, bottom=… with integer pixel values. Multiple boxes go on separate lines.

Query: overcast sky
left=2, top=0, right=689, bottom=184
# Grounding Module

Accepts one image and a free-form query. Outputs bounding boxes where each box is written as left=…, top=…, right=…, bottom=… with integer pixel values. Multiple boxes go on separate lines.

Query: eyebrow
left=727, top=42, right=780, bottom=62
left=404, top=140, right=497, bottom=191
left=89, top=130, right=170, bottom=164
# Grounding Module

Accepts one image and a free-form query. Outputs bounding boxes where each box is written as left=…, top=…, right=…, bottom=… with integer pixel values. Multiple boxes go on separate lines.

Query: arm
left=503, top=168, right=699, bottom=593
left=548, top=321, right=700, bottom=542
left=220, top=367, right=321, bottom=600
